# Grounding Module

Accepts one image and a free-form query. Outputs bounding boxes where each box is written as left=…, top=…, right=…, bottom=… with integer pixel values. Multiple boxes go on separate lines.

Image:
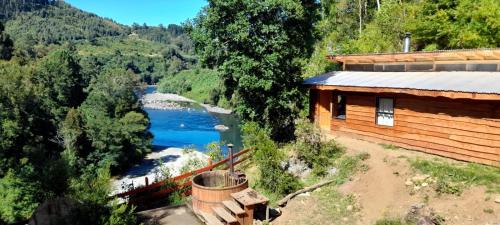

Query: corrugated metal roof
left=304, top=71, right=500, bottom=94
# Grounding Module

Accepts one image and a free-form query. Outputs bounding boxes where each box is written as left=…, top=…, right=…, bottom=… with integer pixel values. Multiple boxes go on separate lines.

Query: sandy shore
left=112, top=147, right=208, bottom=194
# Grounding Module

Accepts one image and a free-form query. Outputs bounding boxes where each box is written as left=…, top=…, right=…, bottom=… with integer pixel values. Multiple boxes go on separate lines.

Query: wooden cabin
left=305, top=49, right=500, bottom=166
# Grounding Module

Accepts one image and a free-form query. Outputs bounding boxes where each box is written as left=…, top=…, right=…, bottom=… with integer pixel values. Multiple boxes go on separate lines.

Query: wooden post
left=228, top=144, right=234, bottom=175
left=207, top=157, right=212, bottom=171
left=266, top=205, right=269, bottom=223
left=145, top=177, right=149, bottom=186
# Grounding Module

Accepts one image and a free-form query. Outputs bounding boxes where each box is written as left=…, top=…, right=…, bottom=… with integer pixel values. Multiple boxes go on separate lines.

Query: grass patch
left=483, top=208, right=494, bottom=214
left=410, top=158, right=500, bottom=194
left=332, top=153, right=370, bottom=185
left=311, top=184, right=359, bottom=224
left=380, top=143, right=399, bottom=150
left=375, top=218, right=406, bottom=225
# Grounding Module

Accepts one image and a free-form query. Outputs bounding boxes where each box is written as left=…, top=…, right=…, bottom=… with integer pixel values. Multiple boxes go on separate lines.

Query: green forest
left=0, top=0, right=499, bottom=224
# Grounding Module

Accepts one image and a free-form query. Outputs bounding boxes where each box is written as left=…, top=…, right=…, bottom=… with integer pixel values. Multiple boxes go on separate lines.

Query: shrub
left=242, top=122, right=302, bottom=195
left=0, top=170, right=40, bottom=223
left=205, top=142, right=224, bottom=162
left=293, top=118, right=344, bottom=176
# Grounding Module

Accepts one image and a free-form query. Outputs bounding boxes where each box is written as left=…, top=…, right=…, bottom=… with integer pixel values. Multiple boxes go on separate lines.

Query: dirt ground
left=273, top=135, right=500, bottom=225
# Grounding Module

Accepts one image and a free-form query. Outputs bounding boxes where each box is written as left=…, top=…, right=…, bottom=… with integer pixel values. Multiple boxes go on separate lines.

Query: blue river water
left=144, top=87, right=243, bottom=152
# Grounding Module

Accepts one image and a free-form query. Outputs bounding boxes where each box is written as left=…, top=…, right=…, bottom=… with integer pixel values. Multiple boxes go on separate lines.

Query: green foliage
left=0, top=170, right=40, bottom=223
left=158, top=68, right=222, bottom=105
left=333, top=153, right=370, bottom=185
left=242, top=122, right=302, bottom=195
left=0, top=22, right=13, bottom=60
left=68, top=166, right=137, bottom=225
left=190, top=0, right=319, bottom=141
left=179, top=157, right=206, bottom=174
left=35, top=47, right=86, bottom=122
left=306, top=0, right=499, bottom=78
left=410, top=158, right=500, bottom=194
left=293, top=118, right=344, bottom=176
left=105, top=201, right=137, bottom=225
left=205, top=142, right=224, bottom=162
left=409, top=0, right=500, bottom=49
left=80, top=68, right=152, bottom=172
left=4, top=2, right=125, bottom=45
left=375, top=218, right=406, bottom=225
left=0, top=0, right=55, bottom=22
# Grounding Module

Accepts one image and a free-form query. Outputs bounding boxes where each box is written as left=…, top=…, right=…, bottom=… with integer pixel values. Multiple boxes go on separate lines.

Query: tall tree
left=191, top=0, right=319, bottom=141
left=0, top=22, right=13, bottom=60
left=34, top=47, right=86, bottom=123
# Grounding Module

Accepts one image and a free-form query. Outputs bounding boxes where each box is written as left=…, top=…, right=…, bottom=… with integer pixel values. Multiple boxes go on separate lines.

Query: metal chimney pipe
left=228, top=144, right=234, bottom=175
left=403, top=32, right=411, bottom=53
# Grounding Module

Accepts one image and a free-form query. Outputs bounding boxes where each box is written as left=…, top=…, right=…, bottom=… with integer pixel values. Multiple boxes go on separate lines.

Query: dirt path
left=273, top=135, right=500, bottom=225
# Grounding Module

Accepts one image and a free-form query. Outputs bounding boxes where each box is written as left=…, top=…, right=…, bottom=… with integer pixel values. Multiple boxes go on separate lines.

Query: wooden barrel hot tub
left=192, top=170, right=248, bottom=213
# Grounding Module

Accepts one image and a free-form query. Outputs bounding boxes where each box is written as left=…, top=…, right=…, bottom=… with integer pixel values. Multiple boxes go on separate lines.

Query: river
left=113, top=87, right=243, bottom=193
left=144, top=86, right=243, bottom=152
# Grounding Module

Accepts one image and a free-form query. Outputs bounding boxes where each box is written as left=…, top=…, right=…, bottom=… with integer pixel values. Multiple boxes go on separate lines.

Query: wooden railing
left=115, top=147, right=255, bottom=205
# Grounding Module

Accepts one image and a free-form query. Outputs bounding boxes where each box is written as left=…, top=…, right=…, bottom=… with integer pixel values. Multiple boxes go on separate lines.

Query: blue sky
left=65, top=0, right=207, bottom=26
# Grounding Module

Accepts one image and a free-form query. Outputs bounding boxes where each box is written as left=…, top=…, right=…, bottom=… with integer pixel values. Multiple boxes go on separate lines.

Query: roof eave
left=308, top=84, right=500, bottom=101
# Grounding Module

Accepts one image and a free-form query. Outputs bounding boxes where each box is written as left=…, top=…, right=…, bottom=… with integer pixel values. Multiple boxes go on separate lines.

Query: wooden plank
left=312, top=85, right=500, bottom=101
left=338, top=122, right=499, bottom=155
left=333, top=129, right=499, bottom=167
left=231, top=188, right=269, bottom=206
left=396, top=114, right=500, bottom=135
left=200, top=212, right=224, bottom=225
left=395, top=108, right=500, bottom=128
left=396, top=120, right=500, bottom=141
left=333, top=128, right=498, bottom=166
left=333, top=125, right=499, bottom=161
left=222, top=200, right=245, bottom=215
left=213, top=207, right=237, bottom=223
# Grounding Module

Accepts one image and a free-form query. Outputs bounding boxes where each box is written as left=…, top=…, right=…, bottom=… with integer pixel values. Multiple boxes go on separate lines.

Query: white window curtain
left=377, top=98, right=394, bottom=126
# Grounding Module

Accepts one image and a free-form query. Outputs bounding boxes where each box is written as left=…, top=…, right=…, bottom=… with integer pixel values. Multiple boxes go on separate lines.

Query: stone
left=328, top=167, right=338, bottom=176
left=405, top=180, right=414, bottom=186
left=405, top=203, right=443, bottom=225
left=412, top=174, right=430, bottom=182
left=342, top=217, right=348, bottom=222
left=297, top=192, right=310, bottom=197
left=414, top=186, right=421, bottom=191
left=346, top=205, right=354, bottom=211
left=494, top=196, right=500, bottom=204
left=421, top=182, right=429, bottom=187
left=214, top=124, right=229, bottom=131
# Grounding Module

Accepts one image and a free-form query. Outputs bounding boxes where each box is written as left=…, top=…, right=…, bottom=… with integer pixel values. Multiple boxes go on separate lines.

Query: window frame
left=332, top=93, right=347, bottom=120
left=375, top=97, right=395, bottom=127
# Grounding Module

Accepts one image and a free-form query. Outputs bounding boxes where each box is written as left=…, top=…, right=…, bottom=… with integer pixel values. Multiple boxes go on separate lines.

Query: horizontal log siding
left=329, top=93, right=500, bottom=166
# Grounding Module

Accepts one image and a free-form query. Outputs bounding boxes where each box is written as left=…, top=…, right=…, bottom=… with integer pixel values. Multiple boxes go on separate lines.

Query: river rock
left=412, top=174, right=430, bottom=182
left=405, top=203, right=444, bottom=225
left=495, top=196, right=500, bottom=203
left=214, top=124, right=229, bottom=131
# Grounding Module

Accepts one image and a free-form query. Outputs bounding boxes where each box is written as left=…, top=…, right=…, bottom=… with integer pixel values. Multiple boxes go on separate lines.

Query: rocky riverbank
left=141, top=92, right=233, bottom=114
left=112, top=147, right=209, bottom=194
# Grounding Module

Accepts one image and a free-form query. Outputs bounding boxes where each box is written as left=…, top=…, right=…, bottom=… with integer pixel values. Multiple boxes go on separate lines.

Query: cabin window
left=332, top=94, right=346, bottom=120
left=376, top=98, right=394, bottom=126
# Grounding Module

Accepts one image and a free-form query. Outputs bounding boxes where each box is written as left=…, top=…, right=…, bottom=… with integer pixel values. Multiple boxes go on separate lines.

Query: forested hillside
left=304, top=0, right=500, bottom=77
left=5, top=2, right=126, bottom=45
left=0, top=1, right=197, bottom=224
left=3, top=1, right=196, bottom=84
left=0, top=0, right=55, bottom=21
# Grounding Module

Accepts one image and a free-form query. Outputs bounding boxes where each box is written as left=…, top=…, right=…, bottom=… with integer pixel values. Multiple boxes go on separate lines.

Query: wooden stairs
left=199, top=188, right=268, bottom=225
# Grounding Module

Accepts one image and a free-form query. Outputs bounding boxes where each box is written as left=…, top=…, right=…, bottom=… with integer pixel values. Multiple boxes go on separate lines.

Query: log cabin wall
left=322, top=91, right=500, bottom=166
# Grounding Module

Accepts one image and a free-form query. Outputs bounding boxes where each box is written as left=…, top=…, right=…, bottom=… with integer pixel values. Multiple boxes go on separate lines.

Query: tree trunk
left=377, top=0, right=381, bottom=11
left=358, top=0, right=363, bottom=34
